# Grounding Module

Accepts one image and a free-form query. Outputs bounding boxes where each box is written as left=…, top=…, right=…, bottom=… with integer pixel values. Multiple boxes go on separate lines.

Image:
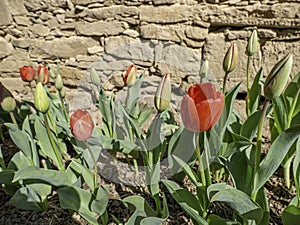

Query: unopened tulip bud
left=19, top=66, right=36, bottom=82
left=223, top=42, right=238, bottom=73
left=37, top=66, right=49, bottom=84
left=155, top=73, right=171, bottom=113
left=90, top=68, right=101, bottom=87
left=49, top=69, right=57, bottom=79
left=55, top=74, right=63, bottom=91
left=247, top=30, right=259, bottom=57
left=264, top=54, right=293, bottom=100
left=61, top=88, right=66, bottom=98
left=0, top=83, right=16, bottom=112
left=123, top=64, right=137, bottom=87
left=34, top=82, right=50, bottom=113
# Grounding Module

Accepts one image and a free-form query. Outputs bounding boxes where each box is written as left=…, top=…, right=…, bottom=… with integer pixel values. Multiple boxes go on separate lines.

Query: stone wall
left=0, top=0, right=300, bottom=110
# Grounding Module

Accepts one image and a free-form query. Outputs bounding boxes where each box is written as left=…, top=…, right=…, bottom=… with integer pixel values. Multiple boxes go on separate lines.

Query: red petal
left=180, top=94, right=201, bottom=132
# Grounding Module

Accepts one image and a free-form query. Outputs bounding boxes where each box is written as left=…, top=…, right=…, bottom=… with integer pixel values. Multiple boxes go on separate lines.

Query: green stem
left=59, top=91, right=69, bottom=122
left=43, top=113, right=64, bottom=170
left=203, top=133, right=211, bottom=186
left=287, top=88, right=300, bottom=127
left=252, top=100, right=269, bottom=200
left=9, top=112, right=17, bottom=125
left=246, top=56, right=251, bottom=116
left=195, top=134, right=206, bottom=187
left=222, top=72, right=230, bottom=94
left=283, top=165, right=291, bottom=189
left=86, top=143, right=98, bottom=191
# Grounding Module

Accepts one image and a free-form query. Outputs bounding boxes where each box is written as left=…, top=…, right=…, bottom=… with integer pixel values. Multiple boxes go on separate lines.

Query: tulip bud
left=34, top=82, right=50, bottom=113
left=123, top=64, right=137, bottom=87
left=55, top=74, right=63, bottom=91
left=223, top=42, right=238, bottom=73
left=37, top=66, right=49, bottom=84
left=60, top=88, right=66, bottom=98
left=155, top=73, right=171, bottom=113
left=264, top=54, right=293, bottom=100
left=90, top=68, right=101, bottom=87
left=70, top=109, right=94, bottom=141
left=247, top=30, right=259, bottom=57
left=0, top=83, right=16, bottom=112
left=49, top=69, right=57, bottom=79
left=19, top=66, right=36, bottom=82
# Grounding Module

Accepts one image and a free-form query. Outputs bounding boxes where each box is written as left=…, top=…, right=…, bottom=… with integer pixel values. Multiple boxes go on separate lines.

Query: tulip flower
left=90, top=68, right=101, bottom=87
left=0, top=83, right=16, bottom=112
left=55, top=74, right=63, bottom=91
left=70, top=109, right=94, bottom=141
left=223, top=42, right=238, bottom=74
left=264, top=54, right=293, bottom=100
left=154, top=73, right=171, bottom=113
left=246, top=30, right=259, bottom=57
left=37, top=66, right=49, bottom=84
left=180, top=83, right=224, bottom=132
left=123, top=64, right=137, bottom=87
left=19, top=66, right=36, bottom=82
left=34, top=82, right=50, bottom=113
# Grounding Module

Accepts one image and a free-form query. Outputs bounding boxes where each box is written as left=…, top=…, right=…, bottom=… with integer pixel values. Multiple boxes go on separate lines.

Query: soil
left=0, top=129, right=294, bottom=225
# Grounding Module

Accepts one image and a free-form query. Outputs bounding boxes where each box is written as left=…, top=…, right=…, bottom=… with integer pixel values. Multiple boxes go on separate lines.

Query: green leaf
left=118, top=103, right=141, bottom=139
left=292, top=139, right=300, bottom=192
left=208, top=214, right=241, bottom=225
left=273, top=96, right=288, bottom=133
left=138, top=108, right=153, bottom=126
left=0, top=170, right=15, bottom=184
left=284, top=72, right=300, bottom=116
left=162, top=180, right=208, bottom=225
left=91, top=186, right=109, bottom=216
left=253, top=125, right=300, bottom=194
left=123, top=195, right=156, bottom=217
left=211, top=189, right=263, bottom=224
left=248, top=68, right=263, bottom=115
left=240, top=110, right=261, bottom=141
left=58, top=186, right=98, bottom=225
left=13, top=166, right=75, bottom=186
left=8, top=151, right=32, bottom=170
left=0, top=147, right=5, bottom=169
left=282, top=205, right=300, bottom=225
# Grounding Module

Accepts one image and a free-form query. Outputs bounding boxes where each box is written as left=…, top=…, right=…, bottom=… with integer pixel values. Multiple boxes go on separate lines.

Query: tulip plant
left=0, top=30, right=299, bottom=225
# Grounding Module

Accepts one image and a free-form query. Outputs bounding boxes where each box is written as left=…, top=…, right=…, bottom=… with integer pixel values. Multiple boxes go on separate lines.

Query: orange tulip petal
left=180, top=94, right=201, bottom=132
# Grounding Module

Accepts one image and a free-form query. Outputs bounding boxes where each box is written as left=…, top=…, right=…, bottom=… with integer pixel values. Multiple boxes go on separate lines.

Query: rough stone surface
left=76, top=21, right=125, bottom=36
left=0, top=37, right=14, bottom=58
left=0, top=0, right=13, bottom=26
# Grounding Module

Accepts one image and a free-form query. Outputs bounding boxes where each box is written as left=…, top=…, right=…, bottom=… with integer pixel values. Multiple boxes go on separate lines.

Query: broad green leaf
left=8, top=151, right=32, bottom=170
left=206, top=183, right=232, bottom=199
left=0, top=170, right=15, bottom=184
left=273, top=96, right=288, bottom=133
left=126, top=74, right=144, bottom=112
left=29, top=183, right=52, bottom=201
left=248, top=68, right=263, bottom=115
left=211, top=189, right=263, bottom=224
left=91, top=186, right=109, bottom=216
left=58, top=186, right=98, bottom=225
left=13, top=166, right=75, bottom=186
left=138, top=107, right=153, bottom=126
left=253, top=125, right=300, bottom=194
left=163, top=180, right=208, bottom=225
left=240, top=111, right=261, bottom=141
left=292, top=139, right=300, bottom=192
left=123, top=195, right=156, bottom=217
left=282, top=205, right=300, bottom=225
left=118, top=103, right=141, bottom=138
left=208, top=214, right=241, bottom=225
left=0, top=147, right=5, bottom=169
left=284, top=72, right=300, bottom=116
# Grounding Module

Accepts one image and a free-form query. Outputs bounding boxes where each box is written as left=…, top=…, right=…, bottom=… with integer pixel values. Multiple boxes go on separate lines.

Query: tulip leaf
left=208, top=214, right=241, bottom=225
left=58, top=186, right=98, bottom=225
left=284, top=72, right=300, bottom=116
left=13, top=166, right=75, bottom=186
left=91, top=185, right=109, bottom=216
left=0, top=147, right=5, bottom=169
left=292, top=138, right=300, bottom=192
left=126, top=74, right=144, bottom=113
left=163, top=180, right=208, bottom=225
left=118, top=103, right=141, bottom=139
left=273, top=96, right=288, bottom=133
left=211, top=188, right=263, bottom=224
left=282, top=205, right=300, bottom=225
left=8, top=151, right=32, bottom=170
left=0, top=169, right=15, bottom=185
left=253, top=125, right=300, bottom=194
left=248, top=68, right=263, bottom=115
left=240, top=110, right=261, bottom=141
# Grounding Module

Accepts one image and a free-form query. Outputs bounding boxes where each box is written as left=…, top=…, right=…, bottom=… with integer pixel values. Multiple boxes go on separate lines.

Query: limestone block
left=152, top=0, right=177, bottom=5
left=0, top=51, right=30, bottom=74
left=71, top=0, right=102, bottom=6
left=0, top=37, right=14, bottom=59
left=30, top=24, right=50, bottom=37
left=58, top=66, right=84, bottom=85
left=0, top=0, right=13, bottom=26
left=12, top=38, right=32, bottom=49
left=185, top=26, right=208, bottom=40
left=31, top=37, right=98, bottom=59
left=82, top=6, right=138, bottom=20
left=123, top=29, right=139, bottom=38
left=14, top=16, right=32, bottom=26
left=139, top=5, right=192, bottom=23
left=8, top=0, right=27, bottom=15
left=88, top=46, right=104, bottom=54
left=140, top=24, right=185, bottom=43
left=104, top=36, right=136, bottom=53
left=271, top=3, right=300, bottom=19
left=24, top=0, right=47, bottom=11
left=76, top=21, right=125, bottom=36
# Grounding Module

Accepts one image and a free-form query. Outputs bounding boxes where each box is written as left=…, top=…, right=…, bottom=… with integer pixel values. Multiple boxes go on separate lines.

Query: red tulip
left=180, top=83, right=224, bottom=132
left=37, top=66, right=49, bottom=84
left=123, top=64, right=137, bottom=87
left=70, top=109, right=94, bottom=141
left=19, top=66, right=36, bottom=82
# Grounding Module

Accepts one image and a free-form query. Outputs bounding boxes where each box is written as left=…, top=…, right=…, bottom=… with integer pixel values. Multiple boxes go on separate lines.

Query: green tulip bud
left=55, top=74, right=63, bottom=91
left=90, top=68, right=101, bottom=87
left=60, top=88, right=66, bottom=98
left=247, top=30, right=259, bottom=57
left=264, top=54, right=293, bottom=100
left=154, top=73, right=171, bottom=113
left=34, top=82, right=50, bottom=113
left=223, top=42, right=238, bottom=73
left=0, top=83, right=16, bottom=112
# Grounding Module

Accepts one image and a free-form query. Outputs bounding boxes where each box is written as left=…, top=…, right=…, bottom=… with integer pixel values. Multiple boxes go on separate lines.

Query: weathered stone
left=0, top=37, right=14, bottom=59
left=24, top=0, right=47, bottom=11
left=271, top=3, right=300, bottom=19
left=56, top=14, right=65, bottom=24
left=59, top=66, right=84, bottom=84
left=152, top=0, right=177, bottom=5
left=88, top=46, right=104, bottom=54
left=141, top=24, right=185, bottom=43
left=31, top=37, right=98, bottom=58
left=76, top=55, right=98, bottom=62
left=104, top=36, right=135, bottom=53
left=7, top=28, right=24, bottom=38
left=0, top=49, right=30, bottom=73
left=185, top=26, right=208, bottom=40
left=139, top=5, right=192, bottom=23
left=123, top=29, right=139, bottom=38
left=30, top=24, right=50, bottom=37
left=50, top=0, right=67, bottom=7
left=71, top=0, right=102, bottom=6
left=81, top=6, right=138, bottom=20
left=257, top=29, right=277, bottom=39
left=0, top=0, right=13, bottom=26
left=76, top=21, right=125, bottom=36
left=14, top=16, right=32, bottom=26
left=8, top=0, right=27, bottom=15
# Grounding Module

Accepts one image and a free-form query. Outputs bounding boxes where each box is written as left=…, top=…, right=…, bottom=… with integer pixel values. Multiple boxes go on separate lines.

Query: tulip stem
left=246, top=56, right=251, bottom=116
left=86, top=142, right=98, bottom=191
left=43, top=113, right=64, bottom=171
left=252, top=100, right=269, bottom=200
left=59, top=91, right=69, bottom=122
left=9, top=112, right=17, bottom=125
left=222, top=71, right=230, bottom=94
